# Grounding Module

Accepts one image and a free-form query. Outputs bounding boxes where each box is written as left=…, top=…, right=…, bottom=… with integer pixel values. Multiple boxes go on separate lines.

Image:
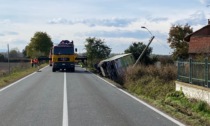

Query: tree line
left=81, top=24, right=193, bottom=66
left=0, top=24, right=193, bottom=64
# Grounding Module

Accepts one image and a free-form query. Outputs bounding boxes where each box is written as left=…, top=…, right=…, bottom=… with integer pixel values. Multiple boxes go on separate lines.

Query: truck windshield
left=53, top=47, right=74, bottom=55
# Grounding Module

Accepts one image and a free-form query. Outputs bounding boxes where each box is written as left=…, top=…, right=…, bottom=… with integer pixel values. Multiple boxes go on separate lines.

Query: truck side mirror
left=75, top=48, right=77, bottom=52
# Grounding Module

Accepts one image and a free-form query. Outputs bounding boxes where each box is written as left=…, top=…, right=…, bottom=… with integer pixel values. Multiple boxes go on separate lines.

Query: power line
left=153, top=37, right=172, bottom=54
left=141, top=26, right=172, bottom=54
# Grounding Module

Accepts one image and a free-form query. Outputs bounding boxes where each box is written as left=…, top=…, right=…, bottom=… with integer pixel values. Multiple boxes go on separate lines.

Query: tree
left=85, top=37, right=111, bottom=66
left=26, top=32, right=53, bottom=58
left=22, top=48, right=27, bottom=57
left=9, top=48, right=20, bottom=58
left=167, top=24, right=193, bottom=60
left=125, top=42, right=153, bottom=65
left=0, top=53, right=5, bottom=61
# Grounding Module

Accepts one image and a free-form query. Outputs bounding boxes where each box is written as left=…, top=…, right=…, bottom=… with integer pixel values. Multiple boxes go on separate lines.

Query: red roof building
left=184, top=20, right=210, bottom=56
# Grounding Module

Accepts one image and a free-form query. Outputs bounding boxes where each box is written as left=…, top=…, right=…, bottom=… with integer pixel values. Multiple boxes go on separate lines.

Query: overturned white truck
left=98, top=53, right=134, bottom=82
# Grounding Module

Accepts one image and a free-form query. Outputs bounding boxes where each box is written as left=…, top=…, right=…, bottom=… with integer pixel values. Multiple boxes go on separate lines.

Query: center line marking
left=63, top=72, right=68, bottom=126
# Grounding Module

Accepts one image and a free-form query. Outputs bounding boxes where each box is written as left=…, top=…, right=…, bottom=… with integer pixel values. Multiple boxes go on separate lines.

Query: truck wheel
left=68, top=69, right=71, bottom=72
left=52, top=68, right=56, bottom=72
left=71, top=67, right=75, bottom=72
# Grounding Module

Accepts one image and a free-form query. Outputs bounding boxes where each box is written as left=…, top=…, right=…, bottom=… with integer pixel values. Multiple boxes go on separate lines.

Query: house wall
left=189, top=36, right=210, bottom=54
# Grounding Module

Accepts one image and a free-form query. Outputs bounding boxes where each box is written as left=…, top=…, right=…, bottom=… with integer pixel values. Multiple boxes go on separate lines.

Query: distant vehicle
left=50, top=40, right=77, bottom=72
left=49, top=49, right=52, bottom=66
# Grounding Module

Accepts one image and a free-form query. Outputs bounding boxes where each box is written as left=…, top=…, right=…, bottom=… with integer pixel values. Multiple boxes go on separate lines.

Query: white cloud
left=0, top=0, right=208, bottom=55
left=199, top=0, right=210, bottom=4
left=0, top=15, right=187, bottom=54
left=47, top=18, right=137, bottom=27
left=0, top=19, right=12, bottom=24
left=48, top=18, right=69, bottom=24
left=175, top=11, right=207, bottom=25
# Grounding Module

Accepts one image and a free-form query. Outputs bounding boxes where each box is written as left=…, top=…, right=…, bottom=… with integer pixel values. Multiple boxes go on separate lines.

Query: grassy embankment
left=0, top=63, right=47, bottom=89
left=124, top=65, right=210, bottom=126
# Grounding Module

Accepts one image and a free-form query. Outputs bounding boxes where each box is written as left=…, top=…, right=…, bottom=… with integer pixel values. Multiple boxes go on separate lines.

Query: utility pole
left=7, top=44, right=10, bottom=74
left=133, top=36, right=155, bottom=67
left=133, top=26, right=155, bottom=68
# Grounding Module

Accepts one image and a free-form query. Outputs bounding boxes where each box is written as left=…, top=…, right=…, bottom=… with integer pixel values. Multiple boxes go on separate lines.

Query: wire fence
left=0, top=47, right=32, bottom=77
left=177, top=58, right=210, bottom=88
left=0, top=61, right=31, bottom=77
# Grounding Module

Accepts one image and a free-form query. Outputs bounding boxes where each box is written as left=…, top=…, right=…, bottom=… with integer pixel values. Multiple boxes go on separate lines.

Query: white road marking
left=63, top=72, right=68, bottom=126
left=96, top=75, right=185, bottom=126
left=0, top=65, right=48, bottom=93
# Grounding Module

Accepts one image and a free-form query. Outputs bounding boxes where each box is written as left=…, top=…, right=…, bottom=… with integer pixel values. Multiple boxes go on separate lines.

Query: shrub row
left=124, top=64, right=177, bottom=83
left=123, top=64, right=177, bottom=100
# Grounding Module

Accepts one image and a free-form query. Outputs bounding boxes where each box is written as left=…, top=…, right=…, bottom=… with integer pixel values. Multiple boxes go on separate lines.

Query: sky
left=0, top=0, right=210, bottom=55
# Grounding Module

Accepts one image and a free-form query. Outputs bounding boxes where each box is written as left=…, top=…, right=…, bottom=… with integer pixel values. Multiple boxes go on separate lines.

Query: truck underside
left=52, top=62, right=75, bottom=72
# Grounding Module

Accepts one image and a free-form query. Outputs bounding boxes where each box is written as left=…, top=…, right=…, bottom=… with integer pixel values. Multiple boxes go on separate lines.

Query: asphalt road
left=0, top=66, right=184, bottom=126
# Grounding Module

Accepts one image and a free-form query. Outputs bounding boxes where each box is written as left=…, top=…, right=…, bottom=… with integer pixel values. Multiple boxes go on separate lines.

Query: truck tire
left=52, top=67, right=56, bottom=72
left=65, top=68, right=69, bottom=72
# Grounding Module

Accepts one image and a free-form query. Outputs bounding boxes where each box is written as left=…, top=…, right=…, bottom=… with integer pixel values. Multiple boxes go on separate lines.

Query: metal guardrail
left=177, top=58, right=210, bottom=88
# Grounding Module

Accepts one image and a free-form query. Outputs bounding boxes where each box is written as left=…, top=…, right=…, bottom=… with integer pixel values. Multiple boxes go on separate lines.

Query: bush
left=124, top=65, right=146, bottom=82
left=164, top=91, right=189, bottom=107
left=125, top=64, right=177, bottom=83
left=124, top=64, right=176, bottom=100
left=166, top=91, right=185, bottom=99
left=194, top=101, right=210, bottom=113
left=159, top=65, right=177, bottom=81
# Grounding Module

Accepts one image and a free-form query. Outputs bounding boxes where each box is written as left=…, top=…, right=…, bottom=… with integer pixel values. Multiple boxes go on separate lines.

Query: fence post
left=189, top=58, right=192, bottom=84
left=205, top=57, right=208, bottom=88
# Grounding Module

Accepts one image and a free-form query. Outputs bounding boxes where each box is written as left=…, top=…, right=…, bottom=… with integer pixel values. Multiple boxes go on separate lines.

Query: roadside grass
left=162, top=91, right=210, bottom=125
left=124, top=65, right=210, bottom=126
left=0, top=62, right=31, bottom=77
left=0, top=64, right=47, bottom=89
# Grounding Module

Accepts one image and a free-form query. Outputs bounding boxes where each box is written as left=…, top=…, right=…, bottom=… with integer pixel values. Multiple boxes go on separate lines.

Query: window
left=53, top=47, right=74, bottom=55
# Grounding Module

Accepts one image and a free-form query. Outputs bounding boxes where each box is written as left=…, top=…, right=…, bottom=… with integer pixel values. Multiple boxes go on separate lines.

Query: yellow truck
left=51, top=40, right=77, bottom=72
